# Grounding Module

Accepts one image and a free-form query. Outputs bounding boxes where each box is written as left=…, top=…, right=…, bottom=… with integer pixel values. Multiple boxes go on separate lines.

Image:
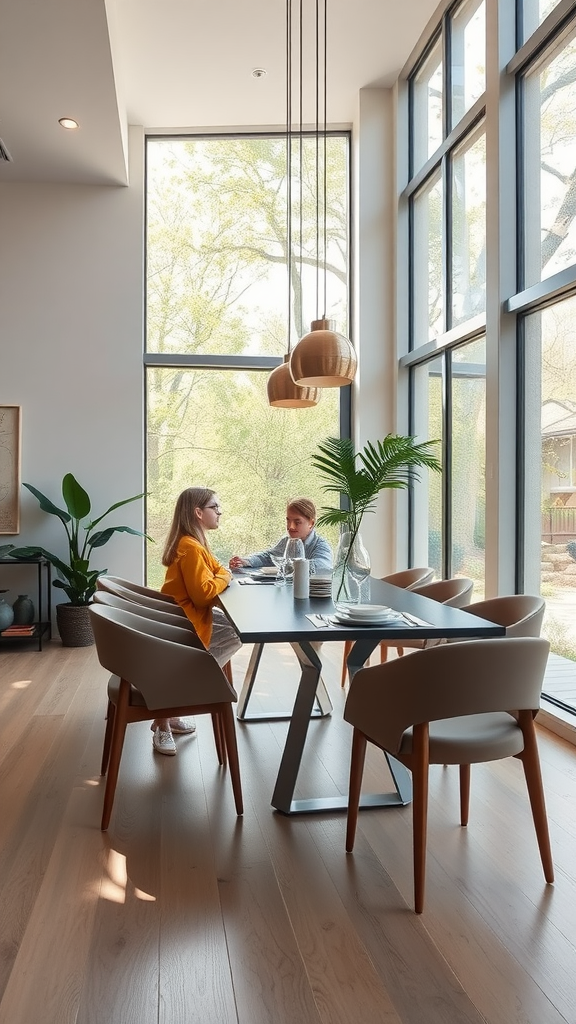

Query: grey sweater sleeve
left=243, top=537, right=288, bottom=569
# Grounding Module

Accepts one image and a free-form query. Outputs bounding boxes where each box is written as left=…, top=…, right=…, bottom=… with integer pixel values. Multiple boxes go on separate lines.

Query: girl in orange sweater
left=153, top=487, right=241, bottom=755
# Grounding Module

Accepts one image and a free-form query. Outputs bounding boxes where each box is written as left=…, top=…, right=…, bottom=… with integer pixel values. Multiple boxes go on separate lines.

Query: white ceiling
left=0, top=0, right=439, bottom=186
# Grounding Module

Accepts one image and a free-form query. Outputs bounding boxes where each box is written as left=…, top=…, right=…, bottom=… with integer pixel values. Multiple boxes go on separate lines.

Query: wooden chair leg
left=379, top=642, right=389, bottom=664
left=341, top=640, right=353, bottom=687
left=518, top=713, right=554, bottom=883
left=220, top=704, right=243, bottom=815
left=212, top=712, right=226, bottom=766
left=101, top=682, right=131, bottom=831
left=459, top=764, right=470, bottom=826
left=101, top=699, right=115, bottom=775
left=396, top=646, right=405, bottom=658
left=346, top=729, right=368, bottom=852
left=412, top=723, right=430, bottom=914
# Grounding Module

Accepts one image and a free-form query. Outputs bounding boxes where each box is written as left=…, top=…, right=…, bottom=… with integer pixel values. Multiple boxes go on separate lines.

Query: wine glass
left=270, top=553, right=287, bottom=586
left=283, top=538, right=305, bottom=582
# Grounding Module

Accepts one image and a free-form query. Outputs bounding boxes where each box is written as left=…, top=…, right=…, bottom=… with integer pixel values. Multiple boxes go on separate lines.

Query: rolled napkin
left=293, top=558, right=310, bottom=599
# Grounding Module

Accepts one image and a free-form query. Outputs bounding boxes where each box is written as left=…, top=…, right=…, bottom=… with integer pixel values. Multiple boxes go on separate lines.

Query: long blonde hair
left=162, top=487, right=216, bottom=566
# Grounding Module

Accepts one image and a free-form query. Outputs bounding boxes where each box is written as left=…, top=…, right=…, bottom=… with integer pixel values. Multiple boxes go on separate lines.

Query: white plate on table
left=338, top=604, right=391, bottom=618
left=330, top=610, right=401, bottom=626
left=333, top=609, right=403, bottom=626
left=251, top=566, right=279, bottom=578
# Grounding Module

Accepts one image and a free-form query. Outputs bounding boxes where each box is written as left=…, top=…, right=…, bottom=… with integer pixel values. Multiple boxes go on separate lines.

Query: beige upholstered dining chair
left=451, top=594, right=545, bottom=639
left=340, top=567, right=435, bottom=686
left=97, top=574, right=178, bottom=603
left=93, top=590, right=229, bottom=766
left=344, top=637, right=554, bottom=913
left=94, top=587, right=196, bottom=631
left=96, top=575, right=186, bottom=615
left=380, top=576, right=474, bottom=662
left=96, top=575, right=234, bottom=684
left=90, top=603, right=243, bottom=830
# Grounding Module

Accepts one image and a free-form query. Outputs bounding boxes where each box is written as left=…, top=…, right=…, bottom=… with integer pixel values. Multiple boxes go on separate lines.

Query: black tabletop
left=218, top=576, right=505, bottom=644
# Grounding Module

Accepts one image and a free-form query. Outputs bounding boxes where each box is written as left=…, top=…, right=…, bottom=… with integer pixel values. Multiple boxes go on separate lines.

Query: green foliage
left=543, top=616, right=576, bottom=663
left=0, top=475, right=148, bottom=605
left=312, top=435, right=442, bottom=542
left=567, top=540, right=576, bottom=562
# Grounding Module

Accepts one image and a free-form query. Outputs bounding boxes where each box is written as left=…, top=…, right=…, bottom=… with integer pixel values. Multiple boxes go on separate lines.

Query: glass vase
left=331, top=530, right=371, bottom=609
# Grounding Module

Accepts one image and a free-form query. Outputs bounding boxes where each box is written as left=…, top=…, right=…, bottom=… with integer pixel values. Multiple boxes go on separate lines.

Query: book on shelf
left=1, top=624, right=37, bottom=636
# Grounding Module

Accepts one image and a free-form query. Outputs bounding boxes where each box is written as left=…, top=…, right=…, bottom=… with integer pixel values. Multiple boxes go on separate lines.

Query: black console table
left=0, top=557, right=52, bottom=651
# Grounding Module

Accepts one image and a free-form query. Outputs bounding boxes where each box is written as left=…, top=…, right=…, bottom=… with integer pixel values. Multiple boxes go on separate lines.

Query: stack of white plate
left=332, top=604, right=402, bottom=625
left=309, top=574, right=332, bottom=597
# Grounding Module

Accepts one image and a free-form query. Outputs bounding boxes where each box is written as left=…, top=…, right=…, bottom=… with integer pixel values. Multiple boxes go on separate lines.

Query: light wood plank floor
left=1, top=639, right=575, bottom=1024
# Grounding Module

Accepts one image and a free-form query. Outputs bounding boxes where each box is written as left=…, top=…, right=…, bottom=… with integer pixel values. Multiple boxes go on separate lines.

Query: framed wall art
left=0, top=405, right=22, bottom=534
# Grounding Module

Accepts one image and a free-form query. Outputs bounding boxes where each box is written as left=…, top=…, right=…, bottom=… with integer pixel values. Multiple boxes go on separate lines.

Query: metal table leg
left=236, top=641, right=333, bottom=722
left=271, top=637, right=412, bottom=814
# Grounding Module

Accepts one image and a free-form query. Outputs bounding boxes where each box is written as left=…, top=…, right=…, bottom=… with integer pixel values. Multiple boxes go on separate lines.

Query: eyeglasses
left=204, top=503, right=222, bottom=513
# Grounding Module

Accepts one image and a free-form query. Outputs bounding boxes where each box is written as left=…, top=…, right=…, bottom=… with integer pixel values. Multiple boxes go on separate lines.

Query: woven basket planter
left=56, top=603, right=94, bottom=647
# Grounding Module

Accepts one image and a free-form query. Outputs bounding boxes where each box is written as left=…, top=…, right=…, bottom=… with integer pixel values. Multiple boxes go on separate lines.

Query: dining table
left=217, top=575, right=506, bottom=815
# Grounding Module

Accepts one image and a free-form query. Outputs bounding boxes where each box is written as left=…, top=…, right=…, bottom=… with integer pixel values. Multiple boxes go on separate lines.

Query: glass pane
left=146, top=367, right=340, bottom=588
left=451, top=338, right=486, bottom=598
left=412, top=171, right=444, bottom=345
left=522, top=0, right=565, bottom=43
left=412, top=358, right=444, bottom=574
left=411, top=37, right=444, bottom=172
left=451, top=128, right=486, bottom=328
left=146, top=135, right=349, bottom=356
left=523, top=28, right=576, bottom=287
left=451, top=0, right=486, bottom=128
left=523, top=298, right=576, bottom=707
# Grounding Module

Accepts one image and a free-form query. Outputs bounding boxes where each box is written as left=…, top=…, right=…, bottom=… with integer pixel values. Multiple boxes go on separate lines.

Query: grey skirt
left=208, top=607, right=242, bottom=668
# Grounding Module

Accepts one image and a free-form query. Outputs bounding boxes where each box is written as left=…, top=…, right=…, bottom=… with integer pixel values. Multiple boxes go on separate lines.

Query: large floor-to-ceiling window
left=403, top=0, right=487, bottom=596
left=401, top=0, right=576, bottom=711
left=144, top=134, right=350, bottom=586
left=516, top=5, right=576, bottom=706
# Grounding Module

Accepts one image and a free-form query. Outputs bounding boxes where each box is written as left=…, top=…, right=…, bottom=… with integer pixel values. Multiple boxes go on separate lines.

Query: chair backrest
left=344, top=637, right=550, bottom=754
left=412, top=577, right=474, bottom=607
left=89, top=603, right=235, bottom=709
left=462, top=594, right=545, bottom=637
left=93, top=590, right=203, bottom=645
left=382, top=567, right=435, bottom=590
left=98, top=575, right=176, bottom=604
left=96, top=576, right=186, bottom=616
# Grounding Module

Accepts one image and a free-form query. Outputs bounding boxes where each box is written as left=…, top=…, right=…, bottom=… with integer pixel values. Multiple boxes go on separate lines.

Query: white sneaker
left=169, top=717, right=196, bottom=735
left=152, top=726, right=176, bottom=755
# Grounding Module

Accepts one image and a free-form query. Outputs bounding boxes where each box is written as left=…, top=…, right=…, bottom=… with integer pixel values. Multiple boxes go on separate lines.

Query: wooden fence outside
left=542, top=507, right=576, bottom=543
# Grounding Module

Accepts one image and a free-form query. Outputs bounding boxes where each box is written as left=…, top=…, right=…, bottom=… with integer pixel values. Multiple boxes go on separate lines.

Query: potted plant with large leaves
left=311, top=435, right=441, bottom=607
left=0, top=474, right=148, bottom=646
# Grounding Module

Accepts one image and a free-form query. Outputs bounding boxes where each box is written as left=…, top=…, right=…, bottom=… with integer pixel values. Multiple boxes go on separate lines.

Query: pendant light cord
left=286, top=0, right=292, bottom=354
left=323, top=0, right=327, bottom=319
left=299, top=0, right=304, bottom=336
left=315, top=0, right=320, bottom=321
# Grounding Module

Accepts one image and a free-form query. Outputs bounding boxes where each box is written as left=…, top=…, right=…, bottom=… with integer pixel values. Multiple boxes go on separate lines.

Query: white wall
left=353, top=87, right=398, bottom=576
left=0, top=127, right=146, bottom=614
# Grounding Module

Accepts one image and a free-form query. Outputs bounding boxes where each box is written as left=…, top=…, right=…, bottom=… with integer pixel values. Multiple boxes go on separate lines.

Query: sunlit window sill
left=537, top=699, right=576, bottom=747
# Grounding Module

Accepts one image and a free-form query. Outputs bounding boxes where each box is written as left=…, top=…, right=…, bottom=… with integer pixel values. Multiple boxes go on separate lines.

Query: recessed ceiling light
left=252, top=68, right=267, bottom=78
left=58, top=117, right=80, bottom=130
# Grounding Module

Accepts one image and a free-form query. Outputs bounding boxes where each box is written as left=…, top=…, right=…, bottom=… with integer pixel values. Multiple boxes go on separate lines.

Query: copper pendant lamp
left=267, top=0, right=321, bottom=409
left=289, top=0, right=357, bottom=389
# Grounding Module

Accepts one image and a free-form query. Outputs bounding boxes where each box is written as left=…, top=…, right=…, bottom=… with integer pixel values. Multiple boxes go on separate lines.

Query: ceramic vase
left=331, top=530, right=371, bottom=609
left=0, top=596, right=15, bottom=630
left=12, top=594, right=35, bottom=625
